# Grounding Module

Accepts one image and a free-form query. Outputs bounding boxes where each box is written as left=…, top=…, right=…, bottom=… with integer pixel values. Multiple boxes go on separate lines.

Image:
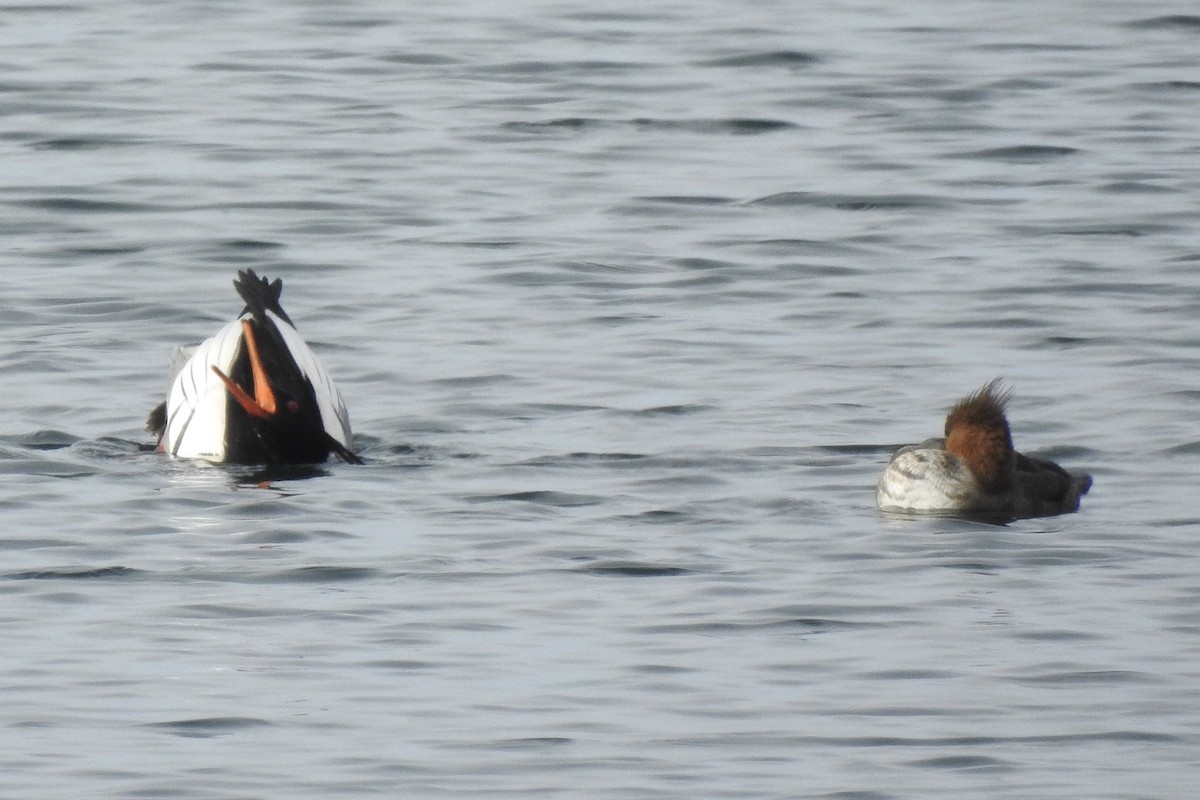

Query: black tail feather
left=234, top=269, right=293, bottom=327
left=327, top=434, right=365, bottom=465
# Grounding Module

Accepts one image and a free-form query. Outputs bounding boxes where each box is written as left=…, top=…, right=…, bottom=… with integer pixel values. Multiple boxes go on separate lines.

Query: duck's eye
left=287, top=400, right=300, bottom=414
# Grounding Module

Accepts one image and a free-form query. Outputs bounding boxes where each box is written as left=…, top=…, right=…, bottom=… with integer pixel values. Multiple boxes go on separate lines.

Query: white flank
left=164, top=318, right=244, bottom=461
left=263, top=309, right=354, bottom=448
left=875, top=446, right=980, bottom=511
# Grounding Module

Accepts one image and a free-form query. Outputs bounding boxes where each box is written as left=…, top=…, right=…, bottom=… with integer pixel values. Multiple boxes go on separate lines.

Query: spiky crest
left=943, top=379, right=1015, bottom=493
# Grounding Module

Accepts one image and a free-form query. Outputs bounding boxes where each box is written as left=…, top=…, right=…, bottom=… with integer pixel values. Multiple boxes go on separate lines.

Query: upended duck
left=147, top=269, right=362, bottom=465
left=876, top=380, right=1090, bottom=519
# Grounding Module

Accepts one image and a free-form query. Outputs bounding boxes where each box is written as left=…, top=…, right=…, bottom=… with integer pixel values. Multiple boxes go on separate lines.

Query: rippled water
left=3, top=1, right=1200, bottom=797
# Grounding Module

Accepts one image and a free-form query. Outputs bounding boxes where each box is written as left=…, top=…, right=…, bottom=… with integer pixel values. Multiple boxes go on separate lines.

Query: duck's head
left=943, top=378, right=1015, bottom=493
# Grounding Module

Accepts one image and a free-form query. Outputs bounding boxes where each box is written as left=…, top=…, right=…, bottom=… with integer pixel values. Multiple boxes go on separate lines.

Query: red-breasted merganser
left=876, top=380, right=1090, bottom=519
left=147, top=270, right=362, bottom=465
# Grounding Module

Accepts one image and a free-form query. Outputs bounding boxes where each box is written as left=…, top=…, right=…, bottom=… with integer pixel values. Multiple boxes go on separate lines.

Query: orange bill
left=211, top=365, right=271, bottom=419
left=239, top=320, right=277, bottom=415
left=210, top=321, right=278, bottom=420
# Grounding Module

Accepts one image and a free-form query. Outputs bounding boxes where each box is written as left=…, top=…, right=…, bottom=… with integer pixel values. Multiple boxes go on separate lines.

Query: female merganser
left=876, top=380, right=1090, bottom=518
left=147, top=269, right=363, bottom=465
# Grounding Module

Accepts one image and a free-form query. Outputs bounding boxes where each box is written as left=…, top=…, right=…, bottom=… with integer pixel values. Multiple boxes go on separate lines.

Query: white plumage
left=152, top=271, right=360, bottom=465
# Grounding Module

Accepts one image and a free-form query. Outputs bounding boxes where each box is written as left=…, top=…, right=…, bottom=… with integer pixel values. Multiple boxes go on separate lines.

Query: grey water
left=2, top=1, right=1199, bottom=797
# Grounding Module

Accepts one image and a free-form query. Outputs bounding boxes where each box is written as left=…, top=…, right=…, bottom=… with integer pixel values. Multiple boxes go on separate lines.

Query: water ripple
left=146, top=717, right=273, bottom=739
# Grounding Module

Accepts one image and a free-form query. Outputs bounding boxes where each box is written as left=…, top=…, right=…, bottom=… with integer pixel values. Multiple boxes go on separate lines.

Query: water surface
left=2, top=1, right=1199, bottom=797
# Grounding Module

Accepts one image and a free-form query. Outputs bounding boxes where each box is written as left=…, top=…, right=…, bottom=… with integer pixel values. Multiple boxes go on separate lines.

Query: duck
left=146, top=269, right=363, bottom=465
left=876, top=379, right=1090, bottom=519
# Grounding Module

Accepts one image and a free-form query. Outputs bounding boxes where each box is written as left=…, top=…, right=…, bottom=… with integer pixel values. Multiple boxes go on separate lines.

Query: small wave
left=502, top=117, right=608, bottom=134
left=3, top=430, right=81, bottom=451
left=17, top=197, right=163, bottom=213
left=1135, top=80, right=1200, bottom=93
left=951, top=145, right=1078, bottom=163
left=1100, top=180, right=1178, bottom=194
left=146, top=717, right=272, bottom=739
left=503, top=117, right=796, bottom=136
left=627, top=404, right=712, bottom=417
left=466, top=490, right=604, bottom=508
left=429, top=373, right=518, bottom=389
left=635, top=194, right=737, bottom=206
left=909, top=754, right=1010, bottom=770
left=1127, top=15, right=1200, bottom=30
left=747, top=191, right=947, bottom=210
left=1006, top=221, right=1178, bottom=238
left=631, top=117, right=796, bottom=135
left=639, top=617, right=882, bottom=635
left=485, top=59, right=640, bottom=77
left=486, top=736, right=574, bottom=750
left=216, top=238, right=286, bottom=250
left=265, top=566, right=382, bottom=583
left=29, top=135, right=145, bottom=151
left=516, top=452, right=648, bottom=468
left=615, top=509, right=690, bottom=524
left=699, top=50, right=820, bottom=69
left=378, top=51, right=459, bottom=66
left=6, top=566, right=142, bottom=581
left=577, top=561, right=693, bottom=577
left=1010, top=669, right=1156, bottom=686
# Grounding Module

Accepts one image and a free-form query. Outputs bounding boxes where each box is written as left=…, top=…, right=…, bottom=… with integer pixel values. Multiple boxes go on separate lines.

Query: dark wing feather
left=1014, top=451, right=1091, bottom=511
